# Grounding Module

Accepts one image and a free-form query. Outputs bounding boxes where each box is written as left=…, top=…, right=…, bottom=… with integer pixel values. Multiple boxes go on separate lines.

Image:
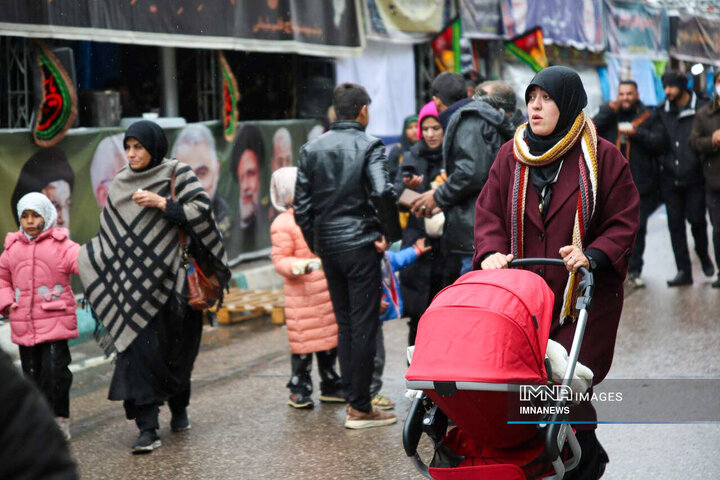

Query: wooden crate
left=211, top=288, right=285, bottom=325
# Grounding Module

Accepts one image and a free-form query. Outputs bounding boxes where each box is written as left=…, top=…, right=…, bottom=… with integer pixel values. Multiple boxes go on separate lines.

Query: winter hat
left=17, top=192, right=57, bottom=233
left=417, top=101, right=440, bottom=140
left=270, top=166, right=298, bottom=212
left=662, top=71, right=688, bottom=90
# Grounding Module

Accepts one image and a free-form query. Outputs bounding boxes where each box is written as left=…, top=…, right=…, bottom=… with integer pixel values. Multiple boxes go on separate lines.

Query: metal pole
left=160, top=47, right=178, bottom=117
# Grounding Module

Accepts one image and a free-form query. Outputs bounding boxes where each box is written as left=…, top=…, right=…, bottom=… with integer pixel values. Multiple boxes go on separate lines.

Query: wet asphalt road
left=68, top=209, right=720, bottom=479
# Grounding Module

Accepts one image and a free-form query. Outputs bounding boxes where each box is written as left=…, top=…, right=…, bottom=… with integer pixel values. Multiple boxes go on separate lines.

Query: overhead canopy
left=0, top=0, right=363, bottom=57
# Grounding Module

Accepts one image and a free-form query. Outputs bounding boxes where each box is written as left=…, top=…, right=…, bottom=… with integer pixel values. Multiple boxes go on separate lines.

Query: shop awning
left=0, top=0, right=364, bottom=57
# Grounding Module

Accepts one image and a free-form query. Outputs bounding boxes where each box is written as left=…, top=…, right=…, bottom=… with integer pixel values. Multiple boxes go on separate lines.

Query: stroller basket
left=403, top=258, right=594, bottom=480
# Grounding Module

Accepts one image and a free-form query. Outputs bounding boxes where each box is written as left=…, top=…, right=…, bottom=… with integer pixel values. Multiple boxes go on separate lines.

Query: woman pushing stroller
left=474, top=66, right=640, bottom=477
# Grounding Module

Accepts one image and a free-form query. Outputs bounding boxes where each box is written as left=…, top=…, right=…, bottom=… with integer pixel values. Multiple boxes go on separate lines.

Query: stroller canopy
left=406, top=269, right=555, bottom=384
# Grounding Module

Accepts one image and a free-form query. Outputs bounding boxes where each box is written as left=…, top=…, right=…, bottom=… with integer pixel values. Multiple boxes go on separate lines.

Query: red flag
left=505, top=27, right=549, bottom=72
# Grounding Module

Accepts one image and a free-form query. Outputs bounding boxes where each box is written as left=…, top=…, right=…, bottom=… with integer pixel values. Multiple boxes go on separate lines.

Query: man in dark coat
left=689, top=71, right=720, bottom=287
left=294, top=82, right=401, bottom=429
left=0, top=349, right=77, bottom=479
left=644, top=71, right=713, bottom=286
left=411, top=72, right=507, bottom=286
left=594, top=80, right=660, bottom=288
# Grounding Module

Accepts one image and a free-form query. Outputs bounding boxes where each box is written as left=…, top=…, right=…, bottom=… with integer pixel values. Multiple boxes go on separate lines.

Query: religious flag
left=219, top=51, right=240, bottom=143
left=505, top=27, right=549, bottom=72
left=32, top=41, right=77, bottom=147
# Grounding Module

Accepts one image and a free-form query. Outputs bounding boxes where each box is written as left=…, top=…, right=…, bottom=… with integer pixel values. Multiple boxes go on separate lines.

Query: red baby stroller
left=403, top=258, right=594, bottom=479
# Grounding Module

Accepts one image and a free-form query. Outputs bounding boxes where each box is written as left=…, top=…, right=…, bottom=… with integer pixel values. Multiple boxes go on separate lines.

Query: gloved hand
left=545, top=339, right=594, bottom=401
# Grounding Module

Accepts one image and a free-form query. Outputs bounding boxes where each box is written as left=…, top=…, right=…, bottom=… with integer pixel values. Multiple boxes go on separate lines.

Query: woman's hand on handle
left=559, top=245, right=588, bottom=273
left=480, top=253, right=514, bottom=270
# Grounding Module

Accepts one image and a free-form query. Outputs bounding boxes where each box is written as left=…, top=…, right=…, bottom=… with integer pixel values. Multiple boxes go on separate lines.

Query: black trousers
left=321, top=245, right=382, bottom=413
left=662, top=181, right=709, bottom=274
left=370, top=322, right=385, bottom=397
left=128, top=387, right=191, bottom=432
left=706, top=189, right=720, bottom=272
left=19, top=340, right=72, bottom=418
left=628, top=191, right=661, bottom=275
left=287, top=348, right=341, bottom=396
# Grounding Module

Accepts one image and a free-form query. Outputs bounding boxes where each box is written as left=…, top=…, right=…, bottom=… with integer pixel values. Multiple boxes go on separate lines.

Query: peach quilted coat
left=271, top=210, right=337, bottom=354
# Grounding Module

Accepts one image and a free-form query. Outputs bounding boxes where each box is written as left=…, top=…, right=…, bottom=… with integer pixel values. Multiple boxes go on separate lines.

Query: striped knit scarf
left=511, top=112, right=598, bottom=323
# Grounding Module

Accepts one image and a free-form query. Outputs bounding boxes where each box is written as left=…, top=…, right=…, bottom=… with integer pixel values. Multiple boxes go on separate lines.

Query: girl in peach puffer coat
left=0, top=192, right=80, bottom=440
left=270, top=167, right=344, bottom=409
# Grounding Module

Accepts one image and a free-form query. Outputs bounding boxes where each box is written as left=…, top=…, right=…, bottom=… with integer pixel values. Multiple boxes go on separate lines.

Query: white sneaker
left=627, top=273, right=645, bottom=288
left=55, top=417, right=71, bottom=441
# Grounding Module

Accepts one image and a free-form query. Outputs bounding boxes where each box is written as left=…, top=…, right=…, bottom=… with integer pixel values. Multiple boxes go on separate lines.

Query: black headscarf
left=123, top=120, right=168, bottom=172
left=524, top=66, right=587, bottom=155
left=400, top=114, right=418, bottom=151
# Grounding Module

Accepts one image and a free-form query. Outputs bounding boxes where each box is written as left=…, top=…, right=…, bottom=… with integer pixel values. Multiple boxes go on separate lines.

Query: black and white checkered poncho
left=79, top=159, right=230, bottom=353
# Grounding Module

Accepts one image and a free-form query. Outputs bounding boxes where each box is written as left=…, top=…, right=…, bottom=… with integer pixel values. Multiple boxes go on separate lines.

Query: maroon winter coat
left=473, top=137, right=639, bottom=385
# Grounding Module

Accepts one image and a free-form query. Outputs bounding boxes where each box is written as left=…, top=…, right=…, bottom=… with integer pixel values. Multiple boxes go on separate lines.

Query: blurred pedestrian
left=394, top=101, right=447, bottom=346
left=594, top=80, right=660, bottom=288
left=269, top=167, right=344, bottom=410
left=0, top=349, right=77, bottom=479
left=0, top=192, right=80, bottom=441
left=78, top=120, right=230, bottom=453
left=474, top=66, right=639, bottom=478
left=475, top=80, right=525, bottom=131
left=372, top=236, right=431, bottom=411
left=386, top=115, right=419, bottom=184
left=294, top=83, right=401, bottom=429
left=411, top=72, right=507, bottom=286
left=644, top=71, right=713, bottom=286
left=690, top=71, right=720, bottom=288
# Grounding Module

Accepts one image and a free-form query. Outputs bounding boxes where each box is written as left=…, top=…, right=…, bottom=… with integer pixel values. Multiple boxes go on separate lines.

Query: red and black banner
left=32, top=41, right=77, bottom=148
left=219, top=52, right=240, bottom=143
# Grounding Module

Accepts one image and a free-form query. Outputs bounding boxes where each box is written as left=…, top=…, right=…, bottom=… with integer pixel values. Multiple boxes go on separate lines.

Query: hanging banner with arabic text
left=501, top=0, right=604, bottom=51
left=671, top=15, right=720, bottom=67
left=461, top=0, right=505, bottom=39
left=32, top=41, right=77, bottom=147
left=604, top=0, right=668, bottom=59
left=364, top=0, right=455, bottom=43
left=0, top=0, right=362, bottom=57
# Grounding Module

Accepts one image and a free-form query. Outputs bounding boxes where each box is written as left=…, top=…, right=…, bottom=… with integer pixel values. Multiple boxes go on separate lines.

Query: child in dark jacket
left=371, top=237, right=431, bottom=410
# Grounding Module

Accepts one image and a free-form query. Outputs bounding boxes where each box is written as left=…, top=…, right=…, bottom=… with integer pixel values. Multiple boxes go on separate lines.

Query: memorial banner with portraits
left=0, top=119, right=320, bottom=266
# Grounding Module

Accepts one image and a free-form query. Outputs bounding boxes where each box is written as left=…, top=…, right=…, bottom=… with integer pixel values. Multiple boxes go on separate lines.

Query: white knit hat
left=17, top=192, right=57, bottom=232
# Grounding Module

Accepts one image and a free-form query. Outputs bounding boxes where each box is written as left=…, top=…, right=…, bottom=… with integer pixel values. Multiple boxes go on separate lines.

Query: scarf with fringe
left=511, top=112, right=598, bottom=323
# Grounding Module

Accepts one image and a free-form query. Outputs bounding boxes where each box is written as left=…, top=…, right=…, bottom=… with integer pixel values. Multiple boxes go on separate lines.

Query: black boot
left=667, top=271, right=693, bottom=287
left=712, top=277, right=720, bottom=288
left=701, top=256, right=715, bottom=277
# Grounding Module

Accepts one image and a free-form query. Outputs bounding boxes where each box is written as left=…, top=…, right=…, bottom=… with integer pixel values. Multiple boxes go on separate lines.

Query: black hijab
left=524, top=67, right=587, bottom=217
left=123, top=120, right=169, bottom=172
left=524, top=66, right=587, bottom=155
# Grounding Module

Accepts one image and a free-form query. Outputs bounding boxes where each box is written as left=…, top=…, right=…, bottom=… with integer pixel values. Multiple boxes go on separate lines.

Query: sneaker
left=626, top=272, right=645, bottom=289
left=132, top=429, right=161, bottom=454
left=319, top=389, right=346, bottom=404
left=701, top=256, right=715, bottom=277
left=344, top=405, right=397, bottom=429
left=667, top=271, right=692, bottom=287
left=170, top=410, right=191, bottom=432
left=55, top=417, right=71, bottom=441
left=288, top=393, right=314, bottom=409
left=371, top=393, right=395, bottom=410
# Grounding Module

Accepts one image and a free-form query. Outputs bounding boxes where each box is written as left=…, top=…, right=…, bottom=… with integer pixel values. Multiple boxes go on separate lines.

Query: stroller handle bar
left=510, top=257, right=593, bottom=468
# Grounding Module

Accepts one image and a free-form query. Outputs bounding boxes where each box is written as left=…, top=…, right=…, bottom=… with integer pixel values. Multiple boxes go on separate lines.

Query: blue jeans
left=459, top=255, right=473, bottom=276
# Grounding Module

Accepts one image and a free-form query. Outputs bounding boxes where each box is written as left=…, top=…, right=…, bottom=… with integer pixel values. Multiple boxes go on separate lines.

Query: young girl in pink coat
left=270, top=167, right=344, bottom=409
left=0, top=192, right=81, bottom=440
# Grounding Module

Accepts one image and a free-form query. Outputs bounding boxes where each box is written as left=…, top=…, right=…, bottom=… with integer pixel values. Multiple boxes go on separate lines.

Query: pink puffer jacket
left=0, top=228, right=80, bottom=346
left=270, top=210, right=337, bottom=354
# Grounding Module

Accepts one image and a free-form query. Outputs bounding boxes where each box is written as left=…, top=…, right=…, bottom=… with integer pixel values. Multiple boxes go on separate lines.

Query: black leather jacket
left=294, top=121, right=401, bottom=256
left=434, top=99, right=505, bottom=255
